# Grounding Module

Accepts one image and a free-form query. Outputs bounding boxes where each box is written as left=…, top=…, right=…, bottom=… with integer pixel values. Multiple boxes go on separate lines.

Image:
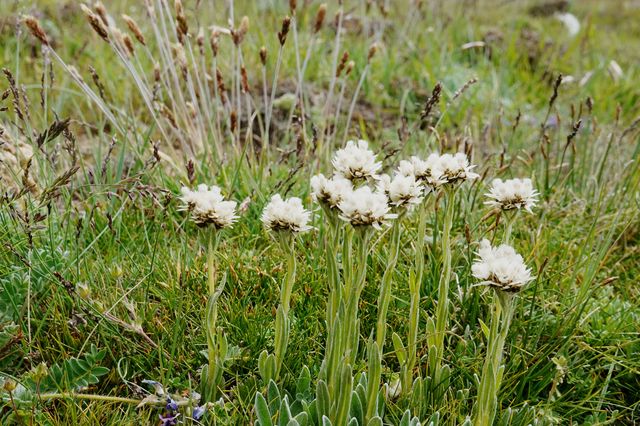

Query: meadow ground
left=1, top=0, right=639, bottom=425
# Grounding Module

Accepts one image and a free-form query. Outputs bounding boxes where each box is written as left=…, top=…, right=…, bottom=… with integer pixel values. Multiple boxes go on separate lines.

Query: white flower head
left=261, top=194, right=312, bottom=233
left=471, top=239, right=534, bottom=293
left=332, top=140, right=382, bottom=182
left=310, top=173, right=353, bottom=210
left=437, top=152, right=479, bottom=186
left=397, top=154, right=445, bottom=189
left=377, top=173, right=423, bottom=209
left=485, top=178, right=538, bottom=212
left=338, top=186, right=397, bottom=229
left=179, top=184, right=238, bottom=229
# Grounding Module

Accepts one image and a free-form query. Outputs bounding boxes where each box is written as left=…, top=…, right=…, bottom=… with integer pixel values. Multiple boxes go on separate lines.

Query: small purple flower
left=166, top=398, right=179, bottom=412
left=159, top=412, right=180, bottom=426
left=193, top=405, right=206, bottom=421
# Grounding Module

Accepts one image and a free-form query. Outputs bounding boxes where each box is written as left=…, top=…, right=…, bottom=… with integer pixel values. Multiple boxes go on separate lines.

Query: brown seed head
left=196, top=27, right=204, bottom=50
left=259, top=46, right=267, bottom=66
left=216, top=69, right=227, bottom=98
left=172, top=43, right=188, bottom=74
left=278, top=16, right=291, bottom=45
left=175, top=0, right=189, bottom=43
left=336, top=50, right=349, bottom=77
left=210, top=30, right=219, bottom=56
left=93, top=2, right=109, bottom=27
left=23, top=15, right=49, bottom=46
left=289, top=0, right=297, bottom=15
left=241, top=66, right=250, bottom=94
left=122, top=14, right=145, bottom=45
left=367, top=43, right=378, bottom=62
left=345, top=60, right=355, bottom=76
left=122, top=34, right=135, bottom=55
left=230, top=110, right=238, bottom=133
left=80, top=4, right=109, bottom=42
left=314, top=4, right=327, bottom=33
left=233, top=16, right=249, bottom=45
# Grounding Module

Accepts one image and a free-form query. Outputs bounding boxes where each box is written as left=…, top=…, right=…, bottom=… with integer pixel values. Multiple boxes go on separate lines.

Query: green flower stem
left=206, top=232, right=222, bottom=294
left=39, top=393, right=141, bottom=405
left=326, top=222, right=342, bottom=332
left=321, top=219, right=342, bottom=391
left=402, top=203, right=428, bottom=392
left=503, top=212, right=516, bottom=245
left=474, top=292, right=515, bottom=426
left=203, top=229, right=225, bottom=403
left=343, top=229, right=370, bottom=363
left=331, top=228, right=371, bottom=423
left=324, top=226, right=355, bottom=394
left=433, top=187, right=456, bottom=374
left=375, top=219, right=402, bottom=350
left=274, top=234, right=297, bottom=378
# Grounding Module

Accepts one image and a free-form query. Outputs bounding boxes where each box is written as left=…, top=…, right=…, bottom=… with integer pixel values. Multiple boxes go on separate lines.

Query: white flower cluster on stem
left=310, top=173, right=353, bottom=211
left=398, top=152, right=479, bottom=190
left=180, top=184, right=238, bottom=229
left=471, top=239, right=534, bottom=293
left=331, top=139, right=382, bottom=182
left=261, top=194, right=312, bottom=234
left=338, top=186, right=397, bottom=229
left=485, top=178, right=538, bottom=213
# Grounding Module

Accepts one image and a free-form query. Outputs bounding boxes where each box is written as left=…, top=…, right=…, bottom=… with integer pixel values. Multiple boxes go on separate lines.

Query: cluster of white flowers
left=377, top=173, right=423, bottom=209
left=311, top=142, right=483, bottom=227
left=180, top=184, right=238, bottom=228
left=485, top=178, right=538, bottom=213
left=437, top=153, right=480, bottom=185
left=471, top=239, right=534, bottom=293
left=332, top=139, right=382, bottom=182
left=397, top=154, right=444, bottom=189
left=337, top=186, right=396, bottom=229
left=310, top=173, right=353, bottom=210
left=398, top=152, right=478, bottom=189
left=261, top=194, right=312, bottom=233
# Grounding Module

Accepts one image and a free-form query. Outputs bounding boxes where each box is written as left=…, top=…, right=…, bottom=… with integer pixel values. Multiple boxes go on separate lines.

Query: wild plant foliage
left=1, top=0, right=639, bottom=425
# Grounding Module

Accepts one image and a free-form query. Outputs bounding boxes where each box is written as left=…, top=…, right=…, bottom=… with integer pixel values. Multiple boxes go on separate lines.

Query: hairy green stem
left=433, top=188, right=456, bottom=374
left=402, top=204, right=428, bottom=392
left=203, top=230, right=225, bottom=403
left=375, top=220, right=402, bottom=349
left=274, top=235, right=297, bottom=378
left=503, top=213, right=515, bottom=245
left=474, top=292, right=515, bottom=426
left=39, top=393, right=141, bottom=405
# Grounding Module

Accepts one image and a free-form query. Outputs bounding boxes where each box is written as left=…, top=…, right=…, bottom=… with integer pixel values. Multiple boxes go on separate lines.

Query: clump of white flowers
left=471, top=239, right=534, bottom=293
left=262, top=194, right=312, bottom=233
left=437, top=152, right=479, bottom=185
left=398, top=152, right=478, bottom=188
left=310, top=173, right=353, bottom=211
left=485, top=178, right=538, bottom=213
left=377, top=173, right=423, bottom=209
left=180, top=184, right=238, bottom=228
left=338, top=186, right=396, bottom=229
left=332, top=139, right=382, bottom=182
left=397, top=154, right=445, bottom=189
